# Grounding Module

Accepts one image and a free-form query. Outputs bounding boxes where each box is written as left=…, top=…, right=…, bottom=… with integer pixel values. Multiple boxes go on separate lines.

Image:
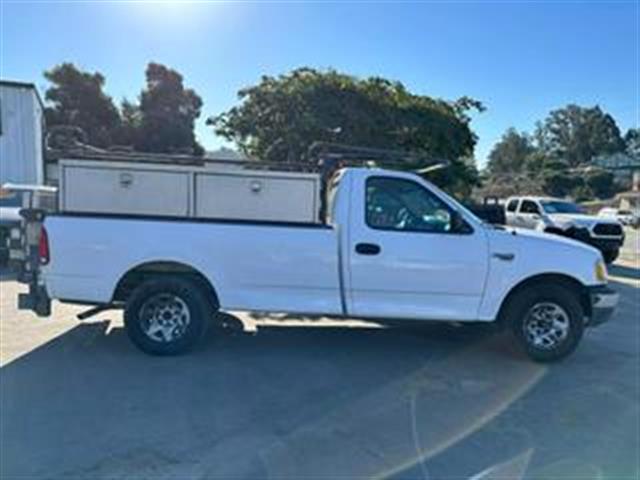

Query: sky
left=0, top=0, right=637, bottom=167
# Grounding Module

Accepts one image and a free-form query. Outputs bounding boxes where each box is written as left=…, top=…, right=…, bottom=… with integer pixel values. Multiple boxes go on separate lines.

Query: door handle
left=493, top=252, right=515, bottom=261
left=355, top=243, right=381, bottom=255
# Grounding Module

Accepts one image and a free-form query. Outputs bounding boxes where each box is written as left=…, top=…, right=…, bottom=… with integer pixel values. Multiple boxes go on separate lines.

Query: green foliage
left=484, top=104, right=627, bottom=201
left=44, top=63, right=121, bottom=148
left=135, top=63, right=204, bottom=155
left=540, top=170, right=580, bottom=198
left=112, top=98, right=141, bottom=147
left=429, top=156, right=481, bottom=199
left=43, top=62, right=204, bottom=155
left=625, top=128, right=640, bottom=157
left=535, top=105, right=625, bottom=167
left=486, top=128, right=534, bottom=175
left=584, top=169, right=616, bottom=199
left=210, top=68, right=482, bottom=196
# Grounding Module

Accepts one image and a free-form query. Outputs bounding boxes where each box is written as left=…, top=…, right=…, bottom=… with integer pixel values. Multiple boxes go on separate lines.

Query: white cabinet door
left=346, top=175, right=489, bottom=321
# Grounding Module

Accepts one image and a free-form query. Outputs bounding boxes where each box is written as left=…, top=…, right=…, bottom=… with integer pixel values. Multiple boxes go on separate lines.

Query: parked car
left=598, top=207, right=640, bottom=228
left=504, top=196, right=625, bottom=264
left=13, top=167, right=617, bottom=363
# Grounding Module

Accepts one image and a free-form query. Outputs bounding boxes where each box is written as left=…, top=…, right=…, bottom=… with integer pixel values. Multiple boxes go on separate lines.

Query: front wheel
left=124, top=277, right=214, bottom=355
left=505, top=284, right=584, bottom=362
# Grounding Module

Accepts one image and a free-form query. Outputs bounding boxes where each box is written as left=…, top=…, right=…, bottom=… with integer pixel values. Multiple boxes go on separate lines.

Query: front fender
left=477, top=228, right=602, bottom=321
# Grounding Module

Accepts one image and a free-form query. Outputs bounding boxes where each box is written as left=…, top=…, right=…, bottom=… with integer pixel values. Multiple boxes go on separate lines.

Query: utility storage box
left=58, top=160, right=321, bottom=223
left=62, top=165, right=191, bottom=217
left=195, top=172, right=318, bottom=222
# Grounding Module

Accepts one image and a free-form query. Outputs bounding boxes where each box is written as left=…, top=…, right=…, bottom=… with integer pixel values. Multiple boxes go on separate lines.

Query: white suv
left=505, top=197, right=625, bottom=263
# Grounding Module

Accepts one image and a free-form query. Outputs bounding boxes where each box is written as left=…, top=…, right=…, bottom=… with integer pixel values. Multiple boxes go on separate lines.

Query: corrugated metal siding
left=0, top=85, right=43, bottom=184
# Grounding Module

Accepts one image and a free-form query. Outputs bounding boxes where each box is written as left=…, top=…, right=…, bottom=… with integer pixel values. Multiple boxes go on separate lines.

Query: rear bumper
left=587, top=285, right=618, bottom=327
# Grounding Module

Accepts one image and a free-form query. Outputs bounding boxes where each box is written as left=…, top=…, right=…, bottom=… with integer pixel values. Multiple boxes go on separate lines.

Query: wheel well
left=496, top=273, right=591, bottom=324
left=112, top=261, right=219, bottom=307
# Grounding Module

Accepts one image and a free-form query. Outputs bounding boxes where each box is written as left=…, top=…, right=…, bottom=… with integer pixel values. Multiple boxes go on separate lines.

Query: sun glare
left=129, top=0, right=213, bottom=27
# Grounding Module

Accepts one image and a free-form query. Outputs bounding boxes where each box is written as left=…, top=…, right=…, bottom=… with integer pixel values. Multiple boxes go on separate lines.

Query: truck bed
left=43, top=214, right=344, bottom=315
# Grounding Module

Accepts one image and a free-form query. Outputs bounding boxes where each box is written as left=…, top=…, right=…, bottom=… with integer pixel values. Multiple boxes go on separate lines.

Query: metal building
left=0, top=80, right=45, bottom=186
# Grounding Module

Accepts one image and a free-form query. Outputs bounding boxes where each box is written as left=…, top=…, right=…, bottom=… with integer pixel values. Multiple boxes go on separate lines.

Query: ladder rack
left=46, top=141, right=450, bottom=176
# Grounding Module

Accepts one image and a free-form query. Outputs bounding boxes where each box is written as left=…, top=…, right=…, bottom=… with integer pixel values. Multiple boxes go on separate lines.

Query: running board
left=77, top=304, right=118, bottom=320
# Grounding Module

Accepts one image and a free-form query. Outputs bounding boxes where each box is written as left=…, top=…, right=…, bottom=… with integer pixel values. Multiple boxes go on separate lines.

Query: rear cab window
left=506, top=199, right=519, bottom=213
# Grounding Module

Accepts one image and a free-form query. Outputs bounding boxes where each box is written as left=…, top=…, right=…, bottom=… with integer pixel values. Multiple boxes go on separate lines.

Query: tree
left=135, top=63, right=204, bottom=155
left=209, top=68, right=483, bottom=195
left=585, top=169, right=616, bottom=199
left=624, top=128, right=640, bottom=157
left=111, top=98, right=141, bottom=147
left=486, top=128, right=534, bottom=175
left=541, top=170, right=580, bottom=198
left=44, top=63, right=121, bottom=148
left=535, top=105, right=625, bottom=167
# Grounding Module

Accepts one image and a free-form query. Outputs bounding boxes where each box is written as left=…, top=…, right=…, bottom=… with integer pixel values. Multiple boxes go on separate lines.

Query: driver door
left=347, top=174, right=489, bottom=321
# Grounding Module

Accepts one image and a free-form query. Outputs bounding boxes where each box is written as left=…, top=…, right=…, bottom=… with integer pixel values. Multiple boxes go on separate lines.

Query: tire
left=124, top=276, right=214, bottom=355
left=602, top=249, right=619, bottom=264
left=504, top=284, right=584, bottom=363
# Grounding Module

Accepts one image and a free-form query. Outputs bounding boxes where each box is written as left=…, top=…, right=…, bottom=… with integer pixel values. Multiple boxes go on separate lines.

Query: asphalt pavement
left=0, top=231, right=638, bottom=479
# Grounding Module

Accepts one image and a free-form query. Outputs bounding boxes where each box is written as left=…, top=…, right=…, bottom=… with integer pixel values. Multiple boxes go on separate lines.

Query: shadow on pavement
left=0, top=316, right=540, bottom=479
left=1, top=281, right=638, bottom=479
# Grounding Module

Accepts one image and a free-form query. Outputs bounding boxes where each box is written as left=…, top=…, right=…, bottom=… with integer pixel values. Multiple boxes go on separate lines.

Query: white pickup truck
left=18, top=167, right=618, bottom=362
left=504, top=196, right=625, bottom=263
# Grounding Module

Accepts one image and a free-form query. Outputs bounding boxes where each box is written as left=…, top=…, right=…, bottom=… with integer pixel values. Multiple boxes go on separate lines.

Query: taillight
left=39, top=227, right=50, bottom=265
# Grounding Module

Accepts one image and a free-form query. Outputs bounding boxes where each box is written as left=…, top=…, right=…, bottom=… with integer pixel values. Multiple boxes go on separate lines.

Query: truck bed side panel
left=43, top=216, right=343, bottom=315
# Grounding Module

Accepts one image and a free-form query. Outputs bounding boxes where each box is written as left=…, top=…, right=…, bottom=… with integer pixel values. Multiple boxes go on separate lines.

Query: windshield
left=540, top=200, right=584, bottom=214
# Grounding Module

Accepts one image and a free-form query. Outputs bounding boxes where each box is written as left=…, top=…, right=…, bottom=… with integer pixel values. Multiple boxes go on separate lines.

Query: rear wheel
left=504, top=284, right=584, bottom=362
left=124, top=277, right=214, bottom=355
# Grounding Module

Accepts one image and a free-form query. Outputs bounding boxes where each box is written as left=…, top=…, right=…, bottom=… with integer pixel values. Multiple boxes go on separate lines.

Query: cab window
left=520, top=200, right=541, bottom=214
left=506, top=199, right=519, bottom=212
left=365, top=177, right=470, bottom=233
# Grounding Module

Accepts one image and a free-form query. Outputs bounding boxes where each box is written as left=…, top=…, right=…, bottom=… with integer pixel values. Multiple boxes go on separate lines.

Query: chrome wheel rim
left=523, top=302, right=570, bottom=350
left=138, top=293, right=191, bottom=343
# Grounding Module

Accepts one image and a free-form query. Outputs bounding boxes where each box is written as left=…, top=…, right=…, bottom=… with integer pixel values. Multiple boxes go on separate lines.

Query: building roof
left=0, top=79, right=45, bottom=110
